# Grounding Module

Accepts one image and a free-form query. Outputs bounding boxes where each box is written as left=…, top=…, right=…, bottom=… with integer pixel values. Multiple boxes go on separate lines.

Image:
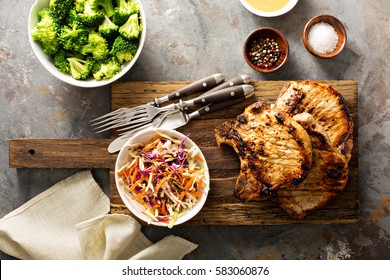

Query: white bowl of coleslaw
left=115, top=128, right=210, bottom=227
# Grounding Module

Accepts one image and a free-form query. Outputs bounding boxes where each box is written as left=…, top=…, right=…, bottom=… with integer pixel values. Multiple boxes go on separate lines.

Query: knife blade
left=107, top=86, right=254, bottom=153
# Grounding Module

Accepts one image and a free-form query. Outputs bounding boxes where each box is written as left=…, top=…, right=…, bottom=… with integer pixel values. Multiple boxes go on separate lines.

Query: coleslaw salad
left=115, top=129, right=209, bottom=227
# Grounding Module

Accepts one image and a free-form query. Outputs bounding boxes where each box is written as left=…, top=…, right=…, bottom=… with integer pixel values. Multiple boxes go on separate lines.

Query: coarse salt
left=308, top=22, right=339, bottom=54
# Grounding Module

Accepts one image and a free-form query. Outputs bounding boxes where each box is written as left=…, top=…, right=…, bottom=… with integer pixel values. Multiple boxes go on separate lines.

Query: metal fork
left=90, top=73, right=225, bottom=133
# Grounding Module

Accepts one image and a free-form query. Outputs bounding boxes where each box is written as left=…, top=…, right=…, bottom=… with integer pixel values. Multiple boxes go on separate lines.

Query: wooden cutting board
left=9, top=80, right=359, bottom=225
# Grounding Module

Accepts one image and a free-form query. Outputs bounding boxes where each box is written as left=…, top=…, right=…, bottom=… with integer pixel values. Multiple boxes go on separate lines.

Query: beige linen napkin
left=0, top=170, right=197, bottom=260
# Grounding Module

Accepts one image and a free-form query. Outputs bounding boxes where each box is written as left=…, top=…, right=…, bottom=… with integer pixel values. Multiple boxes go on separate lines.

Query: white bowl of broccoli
left=28, top=0, right=146, bottom=88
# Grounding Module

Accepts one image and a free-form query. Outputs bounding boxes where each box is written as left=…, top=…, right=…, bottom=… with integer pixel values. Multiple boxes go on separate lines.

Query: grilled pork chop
left=215, top=100, right=312, bottom=202
left=276, top=113, right=349, bottom=219
left=274, top=81, right=353, bottom=162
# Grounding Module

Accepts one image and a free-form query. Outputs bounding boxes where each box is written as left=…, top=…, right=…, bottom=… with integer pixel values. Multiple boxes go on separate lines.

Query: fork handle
left=182, top=85, right=254, bottom=108
left=200, top=74, right=253, bottom=96
left=154, top=73, right=225, bottom=106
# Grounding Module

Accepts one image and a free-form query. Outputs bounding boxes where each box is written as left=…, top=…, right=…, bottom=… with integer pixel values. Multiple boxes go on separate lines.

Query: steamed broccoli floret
left=81, top=32, right=109, bottom=60
left=98, top=15, right=118, bottom=39
left=53, top=50, right=71, bottom=73
left=59, top=25, right=89, bottom=51
left=79, top=0, right=104, bottom=27
left=59, top=12, right=89, bottom=51
left=67, top=56, right=94, bottom=80
left=31, top=8, right=60, bottom=56
left=74, top=0, right=86, bottom=13
left=54, top=49, right=86, bottom=73
left=97, top=0, right=115, bottom=17
left=112, top=0, right=140, bottom=26
left=110, top=36, right=138, bottom=64
left=66, top=9, right=82, bottom=26
left=92, top=57, right=121, bottom=80
left=118, top=13, right=142, bottom=40
left=49, top=0, right=73, bottom=22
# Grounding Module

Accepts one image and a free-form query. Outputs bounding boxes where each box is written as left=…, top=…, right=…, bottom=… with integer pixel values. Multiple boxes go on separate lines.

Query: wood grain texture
left=8, top=80, right=358, bottom=225
left=9, top=139, right=116, bottom=168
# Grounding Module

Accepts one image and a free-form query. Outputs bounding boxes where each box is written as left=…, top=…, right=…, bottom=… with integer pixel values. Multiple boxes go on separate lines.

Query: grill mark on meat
left=249, top=149, right=258, bottom=159
left=285, top=89, right=305, bottom=114
left=237, top=115, right=247, bottom=123
left=249, top=101, right=265, bottom=114
left=325, top=163, right=345, bottom=179
left=275, top=112, right=285, bottom=124
left=235, top=134, right=247, bottom=148
left=258, top=147, right=266, bottom=156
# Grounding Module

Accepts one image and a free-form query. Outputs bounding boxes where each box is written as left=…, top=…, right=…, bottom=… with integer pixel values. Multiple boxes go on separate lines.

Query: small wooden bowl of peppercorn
left=243, top=27, right=289, bottom=73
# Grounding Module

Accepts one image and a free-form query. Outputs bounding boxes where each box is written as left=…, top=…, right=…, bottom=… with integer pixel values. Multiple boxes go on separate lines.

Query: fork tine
left=90, top=105, right=147, bottom=124
left=97, top=116, right=151, bottom=134
left=91, top=108, right=147, bottom=125
left=117, top=121, right=153, bottom=135
left=92, top=112, right=151, bottom=133
left=90, top=114, right=127, bottom=127
left=89, top=108, right=127, bottom=123
left=91, top=109, right=148, bottom=129
left=92, top=119, right=128, bottom=132
left=91, top=110, right=148, bottom=128
left=114, top=124, right=147, bottom=134
left=118, top=115, right=151, bottom=127
left=118, top=122, right=154, bottom=137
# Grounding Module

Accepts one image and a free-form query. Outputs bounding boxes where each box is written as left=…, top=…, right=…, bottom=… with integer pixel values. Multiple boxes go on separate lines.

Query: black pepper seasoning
left=249, top=38, right=281, bottom=68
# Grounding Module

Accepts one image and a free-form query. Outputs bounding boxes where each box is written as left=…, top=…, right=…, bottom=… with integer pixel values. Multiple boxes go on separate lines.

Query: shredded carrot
left=153, top=176, right=168, bottom=194
left=189, top=190, right=202, bottom=199
left=130, top=166, right=139, bottom=184
left=194, top=154, right=204, bottom=162
left=143, top=136, right=161, bottom=152
left=184, top=175, right=197, bottom=191
left=179, top=191, right=186, bottom=200
left=161, top=199, right=167, bottom=215
left=179, top=175, right=198, bottom=200
left=131, top=189, right=148, bottom=200
left=128, top=176, right=145, bottom=191
left=178, top=169, right=199, bottom=174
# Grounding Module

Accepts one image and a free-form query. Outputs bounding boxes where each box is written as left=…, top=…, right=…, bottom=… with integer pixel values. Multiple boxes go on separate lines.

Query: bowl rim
left=114, top=128, right=210, bottom=227
left=239, top=0, right=299, bottom=17
left=243, top=27, right=289, bottom=73
left=28, top=0, right=146, bottom=88
left=302, top=14, right=347, bottom=59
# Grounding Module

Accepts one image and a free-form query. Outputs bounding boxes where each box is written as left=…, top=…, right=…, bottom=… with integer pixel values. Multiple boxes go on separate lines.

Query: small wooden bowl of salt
left=302, top=14, right=347, bottom=59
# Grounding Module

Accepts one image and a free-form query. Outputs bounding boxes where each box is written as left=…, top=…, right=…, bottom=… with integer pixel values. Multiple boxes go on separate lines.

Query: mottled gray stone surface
left=0, top=0, right=389, bottom=259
